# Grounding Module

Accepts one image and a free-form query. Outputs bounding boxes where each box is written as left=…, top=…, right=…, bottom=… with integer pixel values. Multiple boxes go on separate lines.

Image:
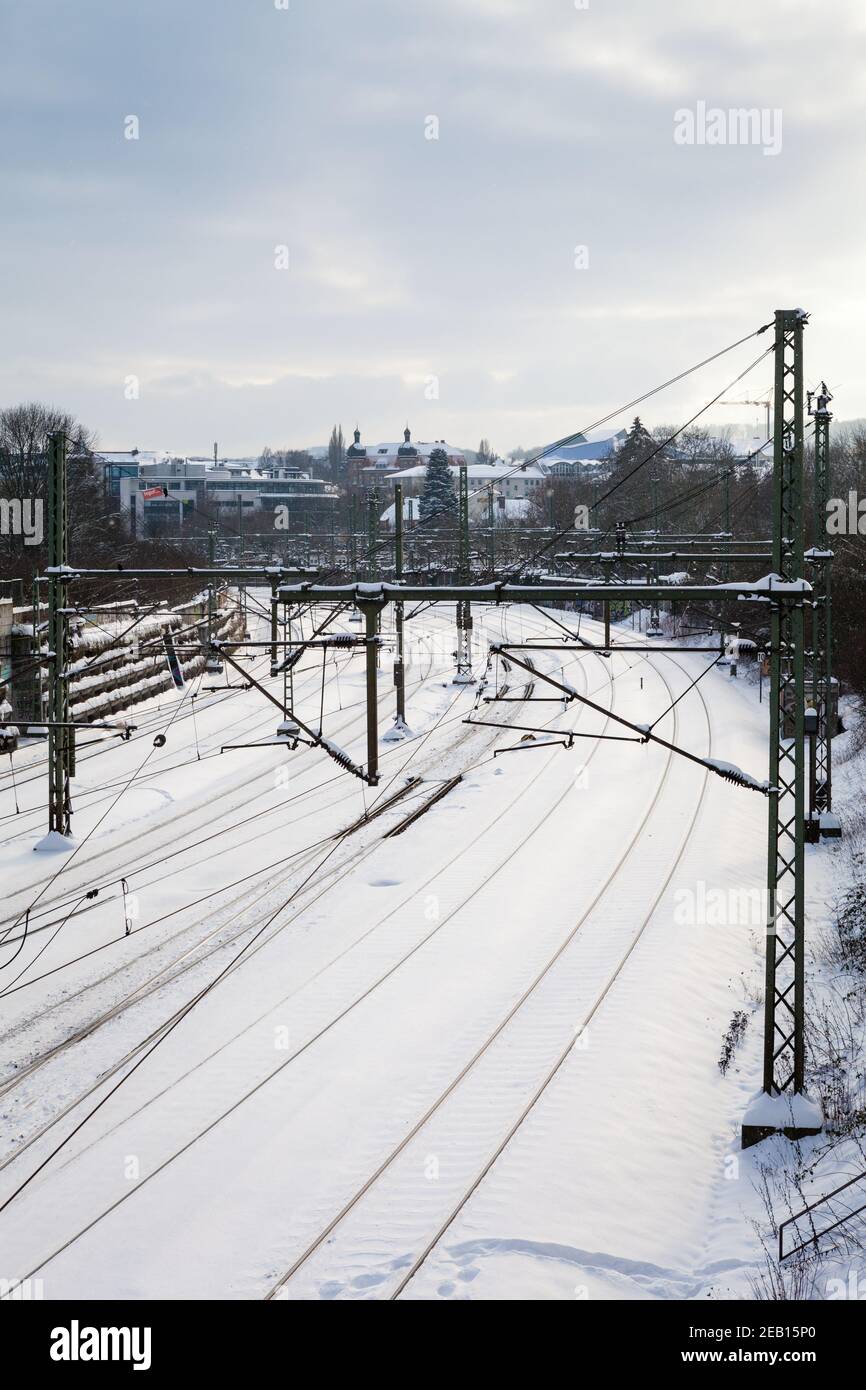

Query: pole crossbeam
left=277, top=580, right=811, bottom=606
left=555, top=551, right=774, bottom=563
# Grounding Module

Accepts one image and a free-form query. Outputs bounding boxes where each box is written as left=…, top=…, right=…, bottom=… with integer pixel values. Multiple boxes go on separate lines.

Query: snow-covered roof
left=541, top=436, right=619, bottom=465
left=358, top=440, right=467, bottom=463
left=497, top=497, right=531, bottom=518
left=95, top=450, right=173, bottom=467
left=379, top=498, right=423, bottom=524
left=390, top=460, right=544, bottom=482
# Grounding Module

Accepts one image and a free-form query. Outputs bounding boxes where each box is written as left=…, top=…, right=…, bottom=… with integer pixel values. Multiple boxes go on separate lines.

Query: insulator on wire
left=121, top=878, right=132, bottom=934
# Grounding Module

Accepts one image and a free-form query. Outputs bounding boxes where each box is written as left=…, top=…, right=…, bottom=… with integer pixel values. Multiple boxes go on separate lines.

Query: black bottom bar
left=6, top=1295, right=854, bottom=1372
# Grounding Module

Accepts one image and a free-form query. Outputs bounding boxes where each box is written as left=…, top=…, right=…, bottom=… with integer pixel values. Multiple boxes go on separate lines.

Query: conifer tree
left=420, top=446, right=457, bottom=524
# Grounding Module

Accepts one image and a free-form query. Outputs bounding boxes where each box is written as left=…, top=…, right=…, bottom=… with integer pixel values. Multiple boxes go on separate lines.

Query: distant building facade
left=346, top=427, right=467, bottom=492
left=381, top=459, right=544, bottom=524
left=540, top=432, right=625, bottom=477
left=102, top=454, right=338, bottom=535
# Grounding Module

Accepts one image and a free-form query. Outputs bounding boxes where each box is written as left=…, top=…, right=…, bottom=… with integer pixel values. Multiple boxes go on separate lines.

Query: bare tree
left=0, top=402, right=96, bottom=497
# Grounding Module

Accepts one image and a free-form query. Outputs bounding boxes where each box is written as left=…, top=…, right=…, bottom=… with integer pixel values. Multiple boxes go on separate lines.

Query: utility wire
left=516, top=343, right=776, bottom=572
left=358, top=321, right=776, bottom=563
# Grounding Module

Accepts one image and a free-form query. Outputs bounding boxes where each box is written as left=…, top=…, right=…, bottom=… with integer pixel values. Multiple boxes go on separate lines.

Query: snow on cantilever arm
left=704, top=758, right=772, bottom=793
left=715, top=573, right=811, bottom=593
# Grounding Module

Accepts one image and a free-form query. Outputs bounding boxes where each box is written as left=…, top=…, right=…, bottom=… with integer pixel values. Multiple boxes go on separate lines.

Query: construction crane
left=720, top=391, right=772, bottom=444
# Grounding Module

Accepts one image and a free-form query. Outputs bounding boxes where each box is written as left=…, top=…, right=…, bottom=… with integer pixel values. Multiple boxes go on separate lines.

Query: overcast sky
left=1, top=0, right=864, bottom=456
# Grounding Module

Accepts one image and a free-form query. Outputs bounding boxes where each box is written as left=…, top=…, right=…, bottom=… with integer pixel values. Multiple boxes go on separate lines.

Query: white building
left=347, top=427, right=467, bottom=490
left=377, top=459, right=544, bottom=525
left=113, top=456, right=338, bottom=533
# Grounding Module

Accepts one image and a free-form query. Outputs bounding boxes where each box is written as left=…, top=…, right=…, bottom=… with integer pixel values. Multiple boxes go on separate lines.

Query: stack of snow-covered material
left=66, top=591, right=243, bottom=721
left=0, top=687, right=18, bottom=749
left=658, top=570, right=690, bottom=585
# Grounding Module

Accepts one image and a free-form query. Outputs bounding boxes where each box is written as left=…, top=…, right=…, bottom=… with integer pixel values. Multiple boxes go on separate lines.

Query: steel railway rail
left=0, top=672, right=549, bottom=1182
left=0, top=612, right=717, bottom=1301
left=389, top=647, right=714, bottom=1300
left=0, top=609, right=561, bottom=1128
left=261, top=644, right=709, bottom=1300
left=0, top=619, right=615, bottom=1277
left=0, top=600, right=527, bottom=987
left=0, top=628, right=369, bottom=845
left=0, top=627, right=439, bottom=928
left=0, top=629, right=457, bottom=1079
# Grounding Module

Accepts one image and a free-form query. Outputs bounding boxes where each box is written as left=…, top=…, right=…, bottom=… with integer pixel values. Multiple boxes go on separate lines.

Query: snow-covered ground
left=0, top=595, right=859, bottom=1300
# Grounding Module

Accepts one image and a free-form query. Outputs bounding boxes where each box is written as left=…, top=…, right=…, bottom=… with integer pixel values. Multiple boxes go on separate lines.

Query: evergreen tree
left=597, top=416, right=666, bottom=524
left=420, top=446, right=457, bottom=524
left=616, top=416, right=656, bottom=472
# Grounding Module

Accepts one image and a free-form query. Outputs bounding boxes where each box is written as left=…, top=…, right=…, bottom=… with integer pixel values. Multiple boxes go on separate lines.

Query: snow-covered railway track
left=0, top=623, right=558, bottom=1163
left=0, top=645, right=286, bottom=828
left=0, top=604, right=421, bottom=829
left=263, top=649, right=712, bottom=1301
left=0, top=633, right=611, bottom=1287
left=0, top=653, right=553, bottom=1164
left=0, top=592, right=327, bottom=794
left=0, top=611, right=719, bottom=1301
left=0, top=745, right=492, bottom=1127
left=0, top=645, right=464, bottom=1100
left=389, top=649, right=714, bottom=1301
left=0, top=606, right=533, bottom=1050
left=0, top=624, right=440, bottom=927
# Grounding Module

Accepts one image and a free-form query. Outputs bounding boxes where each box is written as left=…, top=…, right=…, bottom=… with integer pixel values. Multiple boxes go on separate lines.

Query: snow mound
left=33, top=830, right=77, bottom=854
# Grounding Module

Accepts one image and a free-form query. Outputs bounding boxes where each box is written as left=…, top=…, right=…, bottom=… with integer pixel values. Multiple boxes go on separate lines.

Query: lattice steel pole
left=809, top=384, right=839, bottom=834
left=648, top=470, right=661, bottom=634
left=744, top=308, right=820, bottom=1147
left=393, top=483, right=407, bottom=727
left=46, top=431, right=73, bottom=840
left=269, top=575, right=280, bottom=676
left=724, top=470, right=732, bottom=583
left=454, top=463, right=474, bottom=683
left=349, top=493, right=358, bottom=575
left=205, top=528, right=222, bottom=673
left=237, top=494, right=247, bottom=636
left=359, top=597, right=383, bottom=783
left=367, top=490, right=379, bottom=581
